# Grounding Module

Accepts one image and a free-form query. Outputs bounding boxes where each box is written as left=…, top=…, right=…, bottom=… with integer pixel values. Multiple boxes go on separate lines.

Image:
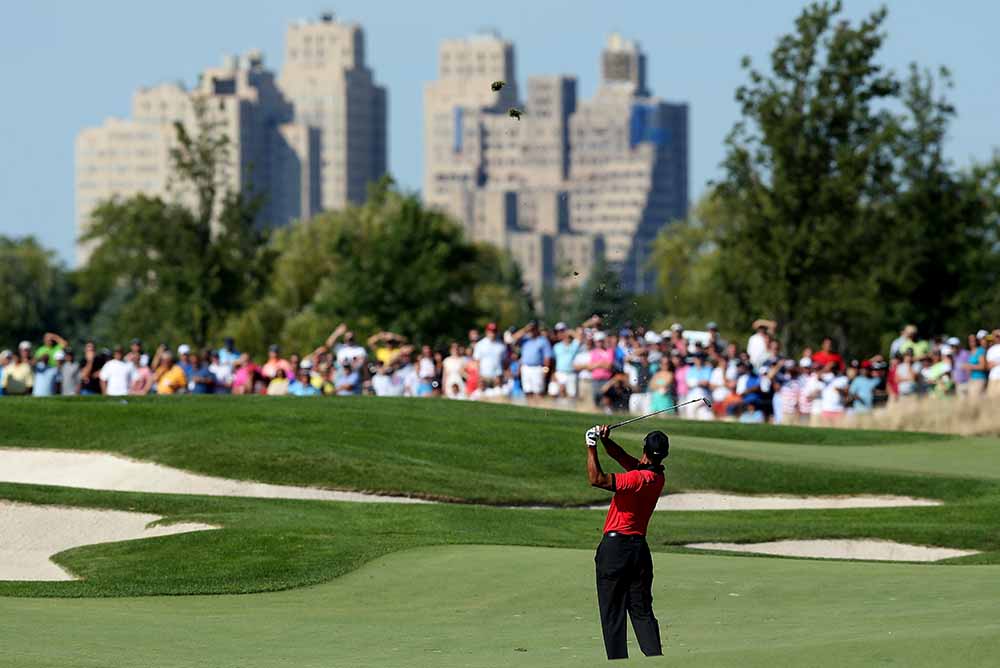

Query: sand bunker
left=0, top=501, right=216, bottom=580
left=587, top=492, right=940, bottom=512
left=685, top=539, right=979, bottom=562
left=0, top=449, right=433, bottom=504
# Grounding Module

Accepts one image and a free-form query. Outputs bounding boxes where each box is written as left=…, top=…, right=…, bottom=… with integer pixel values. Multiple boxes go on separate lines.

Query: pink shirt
left=590, top=348, right=615, bottom=381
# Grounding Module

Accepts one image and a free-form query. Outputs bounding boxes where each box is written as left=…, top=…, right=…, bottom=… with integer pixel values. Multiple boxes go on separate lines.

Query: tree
left=656, top=1, right=1000, bottom=357
left=225, top=179, right=532, bottom=354
left=715, top=0, right=899, bottom=354
left=77, top=96, right=272, bottom=347
left=0, top=236, right=74, bottom=347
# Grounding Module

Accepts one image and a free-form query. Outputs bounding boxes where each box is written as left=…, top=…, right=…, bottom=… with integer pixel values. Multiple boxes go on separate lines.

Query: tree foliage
left=76, top=96, right=272, bottom=347
left=0, top=236, right=74, bottom=347
left=225, top=179, right=533, bottom=355
left=653, top=1, right=1000, bottom=355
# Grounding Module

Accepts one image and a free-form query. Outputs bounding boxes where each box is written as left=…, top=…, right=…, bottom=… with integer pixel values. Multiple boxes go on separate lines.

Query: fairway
left=2, top=545, right=999, bottom=668
left=2, top=396, right=999, bottom=665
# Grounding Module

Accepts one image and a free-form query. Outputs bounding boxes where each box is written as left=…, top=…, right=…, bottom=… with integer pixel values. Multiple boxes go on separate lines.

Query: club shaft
left=608, top=398, right=706, bottom=430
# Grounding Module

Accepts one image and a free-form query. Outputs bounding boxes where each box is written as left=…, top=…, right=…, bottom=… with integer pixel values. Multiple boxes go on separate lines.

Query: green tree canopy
left=0, top=236, right=73, bottom=348
left=653, top=0, right=1000, bottom=356
left=224, top=179, right=533, bottom=355
left=76, top=96, right=272, bottom=348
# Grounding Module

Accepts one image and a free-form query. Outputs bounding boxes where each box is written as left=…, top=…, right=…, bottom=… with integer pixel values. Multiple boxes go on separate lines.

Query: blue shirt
left=520, top=336, right=553, bottom=367
left=553, top=340, right=581, bottom=373
left=32, top=365, right=59, bottom=396
left=218, top=348, right=240, bottom=366
left=849, top=376, right=881, bottom=410
left=335, top=369, right=360, bottom=396
left=190, top=366, right=216, bottom=394
left=289, top=380, right=321, bottom=396
left=970, top=347, right=988, bottom=380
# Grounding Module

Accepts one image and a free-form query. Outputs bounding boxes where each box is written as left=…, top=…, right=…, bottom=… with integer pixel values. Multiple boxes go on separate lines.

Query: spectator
left=964, top=331, right=989, bottom=397
left=416, top=345, right=438, bottom=396
left=368, top=331, right=406, bottom=365
left=820, top=367, right=850, bottom=423
left=31, top=353, right=59, bottom=396
left=289, top=363, right=321, bottom=396
left=262, top=344, right=293, bottom=380
left=890, top=325, right=917, bottom=358
left=811, top=337, right=845, bottom=372
left=442, top=343, right=467, bottom=398
left=154, top=351, right=187, bottom=395
left=705, top=322, right=727, bottom=355
left=58, top=349, right=80, bottom=396
left=777, top=361, right=801, bottom=424
left=588, top=332, right=615, bottom=406
left=99, top=346, right=133, bottom=397
left=988, top=329, right=1000, bottom=399
left=218, top=337, right=240, bottom=367
left=747, top=320, right=775, bottom=369
left=952, top=336, right=972, bottom=394
left=3, top=343, right=34, bottom=396
left=552, top=322, right=582, bottom=398
left=849, top=364, right=881, bottom=413
left=208, top=351, right=233, bottom=394
left=513, top=320, right=553, bottom=398
left=177, top=344, right=195, bottom=382
left=130, top=354, right=154, bottom=395
left=0, top=349, right=10, bottom=395
left=473, top=323, right=506, bottom=390
left=189, top=352, right=217, bottom=394
left=648, top=360, right=676, bottom=412
left=334, top=359, right=362, bottom=396
left=895, top=352, right=918, bottom=398
left=35, top=333, right=68, bottom=367
left=231, top=354, right=259, bottom=395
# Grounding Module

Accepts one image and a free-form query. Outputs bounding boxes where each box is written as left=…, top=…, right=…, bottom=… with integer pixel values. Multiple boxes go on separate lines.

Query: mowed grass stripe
left=0, top=396, right=987, bottom=504
left=1, top=545, right=998, bottom=668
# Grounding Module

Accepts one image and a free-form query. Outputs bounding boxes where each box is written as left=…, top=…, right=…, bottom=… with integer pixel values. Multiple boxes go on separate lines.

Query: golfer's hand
left=597, top=425, right=611, bottom=442
left=585, top=426, right=599, bottom=448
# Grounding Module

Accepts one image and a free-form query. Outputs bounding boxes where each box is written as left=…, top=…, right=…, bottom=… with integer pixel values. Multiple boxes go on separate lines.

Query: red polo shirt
left=602, top=467, right=665, bottom=536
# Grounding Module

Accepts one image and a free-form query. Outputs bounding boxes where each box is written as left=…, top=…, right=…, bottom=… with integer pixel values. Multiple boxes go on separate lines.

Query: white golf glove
left=585, top=426, right=599, bottom=448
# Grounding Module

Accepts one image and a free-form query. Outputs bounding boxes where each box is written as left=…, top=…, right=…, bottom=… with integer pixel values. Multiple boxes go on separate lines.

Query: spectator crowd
left=3, top=318, right=999, bottom=424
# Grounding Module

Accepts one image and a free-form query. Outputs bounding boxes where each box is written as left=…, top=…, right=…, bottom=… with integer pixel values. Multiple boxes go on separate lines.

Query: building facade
left=424, top=32, right=688, bottom=300
left=75, top=14, right=386, bottom=264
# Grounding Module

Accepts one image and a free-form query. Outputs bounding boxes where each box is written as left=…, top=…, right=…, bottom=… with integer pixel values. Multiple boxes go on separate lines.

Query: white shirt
left=336, top=343, right=367, bottom=367
left=747, top=333, right=769, bottom=368
left=473, top=337, right=506, bottom=379
left=820, top=376, right=849, bottom=413
left=99, top=359, right=133, bottom=396
left=987, top=344, right=1000, bottom=381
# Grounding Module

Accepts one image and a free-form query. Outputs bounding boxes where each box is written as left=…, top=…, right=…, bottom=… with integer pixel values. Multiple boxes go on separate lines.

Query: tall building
left=423, top=32, right=688, bottom=299
left=279, top=13, right=387, bottom=210
left=75, top=14, right=386, bottom=264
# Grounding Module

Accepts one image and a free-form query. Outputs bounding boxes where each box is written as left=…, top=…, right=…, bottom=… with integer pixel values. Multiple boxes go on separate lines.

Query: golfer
left=585, top=424, right=669, bottom=660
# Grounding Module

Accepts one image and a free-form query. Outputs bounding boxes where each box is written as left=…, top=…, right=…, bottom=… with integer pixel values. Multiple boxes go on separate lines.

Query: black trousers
left=595, top=532, right=662, bottom=660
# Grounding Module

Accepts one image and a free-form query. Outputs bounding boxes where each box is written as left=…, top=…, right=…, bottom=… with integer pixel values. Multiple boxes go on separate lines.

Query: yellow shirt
left=156, top=365, right=187, bottom=395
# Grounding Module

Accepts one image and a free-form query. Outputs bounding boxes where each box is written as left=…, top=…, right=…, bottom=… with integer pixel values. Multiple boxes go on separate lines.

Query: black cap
left=643, top=431, right=670, bottom=462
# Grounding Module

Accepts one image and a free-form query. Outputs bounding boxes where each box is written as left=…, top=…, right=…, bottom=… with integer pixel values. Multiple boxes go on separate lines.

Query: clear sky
left=1, top=1, right=997, bottom=265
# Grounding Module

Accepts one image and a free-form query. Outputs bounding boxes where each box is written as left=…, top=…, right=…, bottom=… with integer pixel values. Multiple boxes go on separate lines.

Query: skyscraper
left=279, top=13, right=387, bottom=210
left=75, top=14, right=387, bottom=264
left=423, top=32, right=688, bottom=300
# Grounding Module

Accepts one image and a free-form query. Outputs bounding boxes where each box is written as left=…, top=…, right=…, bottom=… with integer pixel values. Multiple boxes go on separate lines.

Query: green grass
left=2, top=396, right=998, bottom=665
left=0, top=396, right=985, bottom=504
left=2, top=545, right=998, bottom=668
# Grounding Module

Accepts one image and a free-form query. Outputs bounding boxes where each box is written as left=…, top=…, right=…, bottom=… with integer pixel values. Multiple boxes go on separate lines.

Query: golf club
left=607, top=396, right=712, bottom=431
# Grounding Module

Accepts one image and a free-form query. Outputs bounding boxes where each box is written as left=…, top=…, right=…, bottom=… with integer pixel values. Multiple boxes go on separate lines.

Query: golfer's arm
left=587, top=447, right=615, bottom=491
left=601, top=437, right=640, bottom=471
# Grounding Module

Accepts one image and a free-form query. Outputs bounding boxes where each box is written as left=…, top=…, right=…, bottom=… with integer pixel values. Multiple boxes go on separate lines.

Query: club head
left=702, top=397, right=713, bottom=408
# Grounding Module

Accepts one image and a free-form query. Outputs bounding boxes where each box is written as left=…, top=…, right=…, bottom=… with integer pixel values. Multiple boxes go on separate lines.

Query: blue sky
left=1, top=1, right=997, bottom=265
